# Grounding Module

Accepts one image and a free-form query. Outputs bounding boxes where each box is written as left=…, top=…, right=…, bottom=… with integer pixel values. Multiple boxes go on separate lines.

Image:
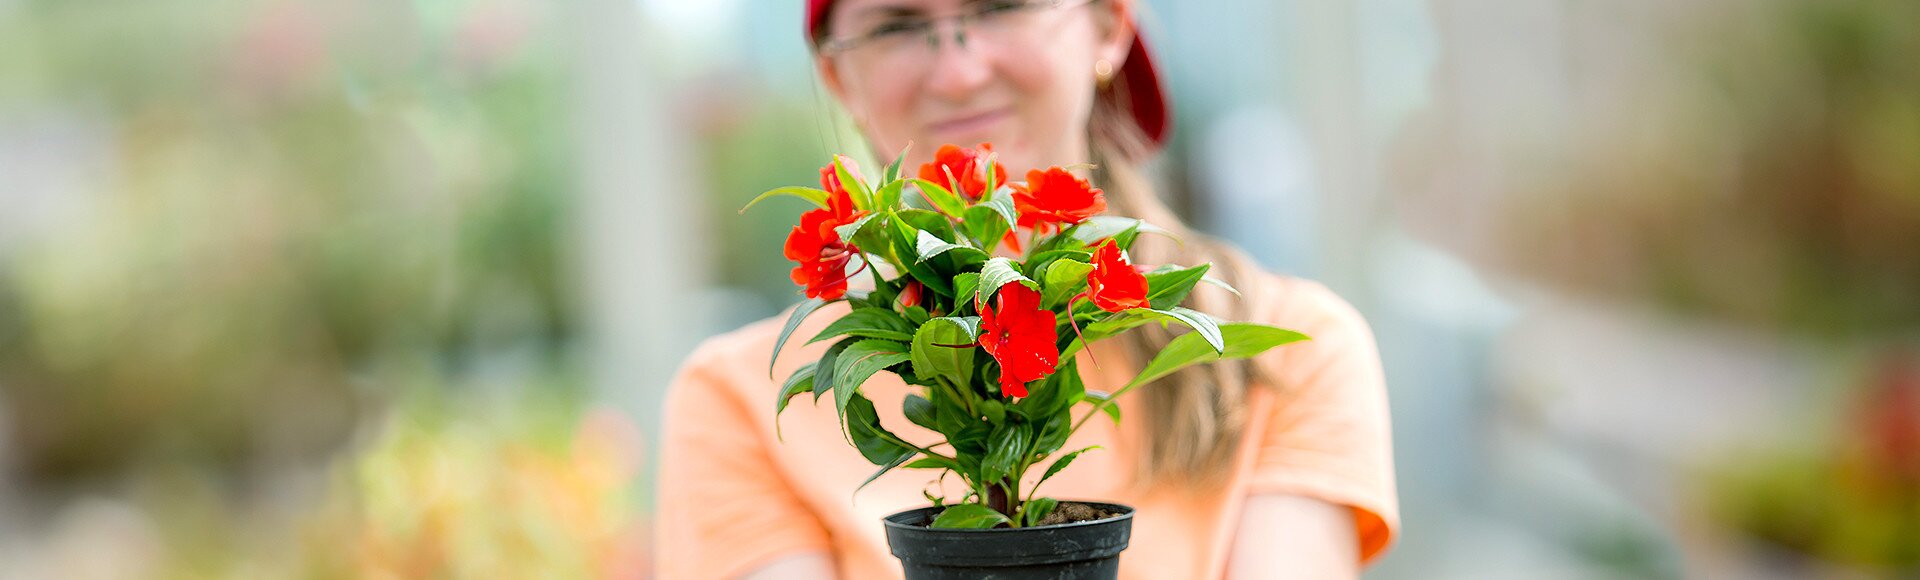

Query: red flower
left=896, top=280, right=924, bottom=310
left=917, top=143, right=1006, bottom=201
left=1012, top=167, right=1106, bottom=233
left=977, top=284, right=1059, bottom=398
left=784, top=160, right=869, bottom=300
left=1085, top=239, right=1148, bottom=312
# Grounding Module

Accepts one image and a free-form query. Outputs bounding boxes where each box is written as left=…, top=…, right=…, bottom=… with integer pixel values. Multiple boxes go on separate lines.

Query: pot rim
left=879, top=500, right=1135, bottom=533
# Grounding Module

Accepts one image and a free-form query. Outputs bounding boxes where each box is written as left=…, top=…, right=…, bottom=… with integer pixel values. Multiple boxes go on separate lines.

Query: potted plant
left=747, top=144, right=1307, bottom=578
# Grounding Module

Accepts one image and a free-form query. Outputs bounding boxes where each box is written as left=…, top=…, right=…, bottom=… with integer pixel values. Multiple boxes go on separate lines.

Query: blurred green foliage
left=0, top=0, right=575, bottom=484
left=0, top=0, right=647, bottom=575
left=1449, top=0, right=1920, bottom=340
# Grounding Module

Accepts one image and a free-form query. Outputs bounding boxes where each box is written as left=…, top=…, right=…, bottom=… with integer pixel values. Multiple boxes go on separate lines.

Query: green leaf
left=1057, top=309, right=1163, bottom=359
left=1021, top=497, right=1059, bottom=527
left=1108, top=224, right=1144, bottom=254
left=874, top=178, right=904, bottom=210
left=915, top=230, right=987, bottom=265
left=1126, top=323, right=1310, bottom=389
left=982, top=150, right=1001, bottom=195
left=950, top=422, right=991, bottom=458
left=902, top=305, right=931, bottom=326
left=1022, top=249, right=1094, bottom=278
left=862, top=266, right=897, bottom=308
left=846, top=392, right=915, bottom=465
left=1154, top=307, right=1225, bottom=353
left=962, top=201, right=1015, bottom=253
left=882, top=216, right=957, bottom=298
left=1038, top=446, right=1101, bottom=487
left=978, top=196, right=1017, bottom=230
left=1070, top=216, right=1173, bottom=247
left=1034, top=218, right=1115, bottom=256
left=904, top=394, right=940, bottom=431
left=905, top=456, right=962, bottom=471
left=977, top=257, right=1036, bottom=304
left=833, top=155, right=874, bottom=210
left=1040, top=259, right=1095, bottom=310
left=933, top=388, right=973, bottom=435
left=740, top=186, right=829, bottom=214
left=832, top=340, right=911, bottom=429
left=1143, top=264, right=1211, bottom=310
left=1015, top=361, right=1085, bottom=421
left=980, top=422, right=1028, bottom=484
left=893, top=208, right=960, bottom=241
left=1030, top=408, right=1073, bottom=458
left=952, top=273, right=980, bottom=310
left=856, top=451, right=915, bottom=497
left=978, top=398, right=1006, bottom=424
left=909, top=316, right=980, bottom=386
left=908, top=178, right=969, bottom=219
left=771, top=298, right=832, bottom=378
left=833, top=212, right=882, bottom=243
left=930, top=504, right=1011, bottom=529
left=1201, top=276, right=1241, bottom=297
left=807, top=307, right=917, bottom=345
left=774, top=362, right=818, bottom=438
left=812, top=338, right=858, bottom=401
left=1059, top=307, right=1223, bottom=359
left=883, top=142, right=911, bottom=185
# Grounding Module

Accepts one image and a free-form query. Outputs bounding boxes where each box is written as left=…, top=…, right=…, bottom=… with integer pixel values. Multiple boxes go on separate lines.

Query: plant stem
left=937, top=377, right=977, bottom=417
left=1007, top=460, right=1032, bottom=527
left=1066, top=401, right=1109, bottom=441
left=1065, top=379, right=1137, bottom=444
left=987, top=481, right=1010, bottom=517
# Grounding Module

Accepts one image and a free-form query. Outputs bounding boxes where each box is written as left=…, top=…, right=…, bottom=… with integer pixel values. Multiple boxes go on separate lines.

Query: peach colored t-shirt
left=655, top=257, right=1399, bottom=579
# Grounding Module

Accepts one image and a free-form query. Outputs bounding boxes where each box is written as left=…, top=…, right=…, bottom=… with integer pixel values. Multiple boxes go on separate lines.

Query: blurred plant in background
left=1401, top=0, right=1918, bottom=573
left=1404, top=0, right=1920, bottom=340
left=1702, top=354, right=1920, bottom=572
left=295, top=396, right=647, bottom=579
left=0, top=0, right=625, bottom=575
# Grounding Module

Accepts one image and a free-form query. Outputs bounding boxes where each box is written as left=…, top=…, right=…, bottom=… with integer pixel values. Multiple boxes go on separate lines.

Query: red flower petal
left=1013, top=167, right=1105, bottom=230
left=783, top=200, right=864, bottom=301
left=917, top=143, right=1006, bottom=201
left=1087, top=239, right=1149, bottom=312
left=977, top=284, right=1059, bottom=398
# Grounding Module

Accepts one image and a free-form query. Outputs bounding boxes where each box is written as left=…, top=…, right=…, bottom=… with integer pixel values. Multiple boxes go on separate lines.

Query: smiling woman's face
left=816, top=0, right=1132, bottom=174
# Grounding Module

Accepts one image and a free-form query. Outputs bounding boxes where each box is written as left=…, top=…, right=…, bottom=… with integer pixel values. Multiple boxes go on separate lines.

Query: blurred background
left=0, top=0, right=1913, bottom=577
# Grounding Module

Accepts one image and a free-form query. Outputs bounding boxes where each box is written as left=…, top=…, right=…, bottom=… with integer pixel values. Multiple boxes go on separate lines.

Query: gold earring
left=1094, top=59, right=1115, bottom=89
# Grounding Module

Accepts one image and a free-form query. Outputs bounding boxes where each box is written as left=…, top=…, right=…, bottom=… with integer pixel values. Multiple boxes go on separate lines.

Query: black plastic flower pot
left=881, top=502, right=1135, bottom=579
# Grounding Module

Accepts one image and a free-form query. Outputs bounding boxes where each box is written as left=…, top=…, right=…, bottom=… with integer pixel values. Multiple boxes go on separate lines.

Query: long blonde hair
left=1089, top=88, right=1271, bottom=491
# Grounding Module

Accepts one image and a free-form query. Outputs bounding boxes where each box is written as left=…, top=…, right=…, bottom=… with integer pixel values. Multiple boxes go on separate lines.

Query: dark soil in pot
left=882, top=501, right=1135, bottom=579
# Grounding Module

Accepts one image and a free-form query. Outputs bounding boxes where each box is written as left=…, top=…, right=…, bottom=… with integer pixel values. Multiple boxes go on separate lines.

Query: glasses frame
left=818, top=0, right=1103, bottom=58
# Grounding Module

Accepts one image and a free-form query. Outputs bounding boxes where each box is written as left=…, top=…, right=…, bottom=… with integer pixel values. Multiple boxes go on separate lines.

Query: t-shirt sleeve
left=655, top=338, right=833, bottom=579
left=1244, top=279, right=1401, bottom=565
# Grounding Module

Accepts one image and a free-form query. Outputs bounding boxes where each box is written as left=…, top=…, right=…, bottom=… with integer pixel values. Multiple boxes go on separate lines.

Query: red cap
left=806, top=0, right=1171, bottom=150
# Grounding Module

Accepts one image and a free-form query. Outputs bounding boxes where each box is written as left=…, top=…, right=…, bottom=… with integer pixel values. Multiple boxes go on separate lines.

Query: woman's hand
left=1226, top=494, right=1359, bottom=579
left=738, top=552, right=836, bottom=580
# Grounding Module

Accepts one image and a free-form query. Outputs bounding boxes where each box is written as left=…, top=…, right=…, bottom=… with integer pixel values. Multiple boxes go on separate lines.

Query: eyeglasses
left=820, top=0, right=1101, bottom=69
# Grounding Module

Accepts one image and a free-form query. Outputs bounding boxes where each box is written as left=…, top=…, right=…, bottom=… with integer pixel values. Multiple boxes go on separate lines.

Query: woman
left=656, top=0, right=1399, bottom=577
